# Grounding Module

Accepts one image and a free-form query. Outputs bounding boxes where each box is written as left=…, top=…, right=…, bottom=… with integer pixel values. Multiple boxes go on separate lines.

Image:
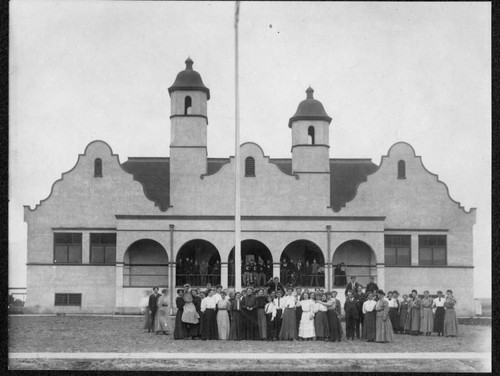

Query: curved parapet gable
left=24, top=140, right=165, bottom=221
left=339, top=141, right=476, bottom=227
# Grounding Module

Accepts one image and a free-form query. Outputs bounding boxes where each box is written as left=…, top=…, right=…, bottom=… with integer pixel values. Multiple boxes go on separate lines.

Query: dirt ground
left=8, top=358, right=490, bottom=372
left=8, top=316, right=491, bottom=371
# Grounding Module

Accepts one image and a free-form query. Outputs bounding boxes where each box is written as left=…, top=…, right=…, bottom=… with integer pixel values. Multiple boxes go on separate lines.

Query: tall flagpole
left=234, top=1, right=242, bottom=292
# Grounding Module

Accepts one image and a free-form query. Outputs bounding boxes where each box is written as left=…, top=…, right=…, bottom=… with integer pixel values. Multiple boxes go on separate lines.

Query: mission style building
left=24, top=58, right=476, bottom=316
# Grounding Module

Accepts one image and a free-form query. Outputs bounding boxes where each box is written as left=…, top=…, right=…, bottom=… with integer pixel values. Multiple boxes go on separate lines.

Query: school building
left=23, top=58, right=476, bottom=316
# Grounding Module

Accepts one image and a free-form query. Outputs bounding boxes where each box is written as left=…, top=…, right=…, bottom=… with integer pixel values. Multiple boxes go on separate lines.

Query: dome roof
left=168, top=57, right=210, bottom=99
left=288, top=87, right=331, bottom=128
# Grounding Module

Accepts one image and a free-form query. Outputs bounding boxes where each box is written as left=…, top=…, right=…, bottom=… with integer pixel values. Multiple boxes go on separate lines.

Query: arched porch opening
left=228, top=239, right=273, bottom=288
left=332, top=240, right=377, bottom=288
left=280, top=240, right=325, bottom=287
left=176, top=239, right=221, bottom=287
left=123, top=239, right=168, bottom=288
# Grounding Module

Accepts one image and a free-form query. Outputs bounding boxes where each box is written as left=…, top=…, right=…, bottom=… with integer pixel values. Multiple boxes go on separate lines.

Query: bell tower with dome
left=168, top=57, right=210, bottom=207
left=289, top=87, right=332, bottom=173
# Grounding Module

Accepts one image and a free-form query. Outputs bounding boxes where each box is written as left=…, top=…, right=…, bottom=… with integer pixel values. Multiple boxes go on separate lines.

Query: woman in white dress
left=216, top=291, right=231, bottom=340
left=298, top=292, right=315, bottom=340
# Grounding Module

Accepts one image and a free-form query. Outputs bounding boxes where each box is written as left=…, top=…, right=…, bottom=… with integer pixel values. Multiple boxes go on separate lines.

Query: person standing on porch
left=200, top=261, right=208, bottom=287
left=257, top=260, right=267, bottom=287
left=310, top=259, right=320, bottom=287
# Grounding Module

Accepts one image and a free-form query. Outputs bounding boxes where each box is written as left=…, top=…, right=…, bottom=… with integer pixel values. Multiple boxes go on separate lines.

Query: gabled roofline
left=338, top=141, right=476, bottom=214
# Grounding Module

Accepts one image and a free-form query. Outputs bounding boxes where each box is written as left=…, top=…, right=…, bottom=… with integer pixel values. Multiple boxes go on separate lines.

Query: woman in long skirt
left=362, top=293, right=377, bottom=341
left=420, top=290, right=434, bottom=336
left=375, top=290, right=394, bottom=343
left=201, top=289, right=218, bottom=340
left=265, top=295, right=276, bottom=340
left=182, top=285, right=201, bottom=339
left=216, top=291, right=231, bottom=340
left=398, top=294, right=410, bottom=334
left=313, top=294, right=329, bottom=340
left=410, top=290, right=421, bottom=335
left=154, top=289, right=171, bottom=335
left=230, top=292, right=243, bottom=340
left=432, top=290, right=445, bottom=336
left=279, top=288, right=297, bottom=340
left=256, top=289, right=268, bottom=340
left=174, top=289, right=187, bottom=339
left=191, top=289, right=202, bottom=339
left=388, top=291, right=400, bottom=333
left=298, top=292, right=315, bottom=340
left=443, top=290, right=459, bottom=337
left=321, top=292, right=340, bottom=342
left=241, top=288, right=259, bottom=340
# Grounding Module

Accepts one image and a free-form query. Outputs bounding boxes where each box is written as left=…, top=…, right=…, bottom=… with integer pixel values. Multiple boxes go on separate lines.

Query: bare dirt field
left=8, top=316, right=491, bottom=372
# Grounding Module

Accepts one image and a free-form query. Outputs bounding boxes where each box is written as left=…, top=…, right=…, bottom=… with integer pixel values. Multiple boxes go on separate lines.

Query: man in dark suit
left=365, top=276, right=379, bottom=295
left=344, top=291, right=360, bottom=340
left=353, top=284, right=366, bottom=338
left=265, top=277, right=285, bottom=295
left=148, top=287, right=160, bottom=331
left=345, top=276, right=360, bottom=296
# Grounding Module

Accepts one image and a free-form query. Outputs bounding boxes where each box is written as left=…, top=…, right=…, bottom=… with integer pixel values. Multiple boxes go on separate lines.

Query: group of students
left=142, top=277, right=460, bottom=342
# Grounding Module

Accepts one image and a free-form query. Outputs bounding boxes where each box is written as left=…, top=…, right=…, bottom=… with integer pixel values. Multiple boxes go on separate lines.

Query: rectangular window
left=90, top=233, right=116, bottom=264
left=54, top=293, right=82, bottom=306
left=418, top=235, right=447, bottom=265
left=384, top=235, right=411, bottom=265
left=53, top=233, right=82, bottom=263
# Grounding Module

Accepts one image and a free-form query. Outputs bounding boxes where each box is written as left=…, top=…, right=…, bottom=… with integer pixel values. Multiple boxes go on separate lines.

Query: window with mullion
left=418, top=235, right=447, bottom=265
left=53, top=233, right=82, bottom=264
left=384, top=235, right=411, bottom=265
left=90, top=233, right=117, bottom=264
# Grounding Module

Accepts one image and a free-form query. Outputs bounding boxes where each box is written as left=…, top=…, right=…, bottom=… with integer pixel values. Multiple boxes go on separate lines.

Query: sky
left=9, top=1, right=491, bottom=297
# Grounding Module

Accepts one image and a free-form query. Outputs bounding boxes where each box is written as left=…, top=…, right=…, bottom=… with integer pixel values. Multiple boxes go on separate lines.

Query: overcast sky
left=9, top=1, right=491, bottom=297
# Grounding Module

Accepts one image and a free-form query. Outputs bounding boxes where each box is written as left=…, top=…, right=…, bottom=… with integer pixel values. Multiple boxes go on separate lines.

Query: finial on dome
left=185, top=57, right=193, bottom=70
left=306, top=86, right=314, bottom=99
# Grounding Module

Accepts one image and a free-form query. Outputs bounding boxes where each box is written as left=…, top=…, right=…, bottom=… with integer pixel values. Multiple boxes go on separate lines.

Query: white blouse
left=388, top=298, right=399, bottom=308
left=313, top=302, right=328, bottom=313
left=273, top=297, right=286, bottom=310
left=201, top=296, right=217, bottom=312
left=433, top=297, right=445, bottom=307
left=282, top=295, right=297, bottom=309
left=362, top=299, right=377, bottom=313
left=265, top=302, right=277, bottom=318
left=300, top=299, right=315, bottom=312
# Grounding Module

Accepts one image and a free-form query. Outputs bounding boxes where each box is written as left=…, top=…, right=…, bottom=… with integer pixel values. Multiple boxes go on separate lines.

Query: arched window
left=184, top=96, right=192, bottom=115
left=94, top=158, right=102, bottom=177
left=398, top=160, right=406, bottom=179
left=307, top=126, right=315, bottom=145
left=245, top=157, right=255, bottom=177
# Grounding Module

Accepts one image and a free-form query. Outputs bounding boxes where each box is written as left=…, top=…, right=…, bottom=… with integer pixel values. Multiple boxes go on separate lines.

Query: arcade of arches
left=168, top=238, right=377, bottom=289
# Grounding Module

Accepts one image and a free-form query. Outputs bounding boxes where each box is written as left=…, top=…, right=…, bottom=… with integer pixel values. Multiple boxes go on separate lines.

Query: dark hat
left=377, top=289, right=385, bottom=295
left=216, top=285, right=223, bottom=289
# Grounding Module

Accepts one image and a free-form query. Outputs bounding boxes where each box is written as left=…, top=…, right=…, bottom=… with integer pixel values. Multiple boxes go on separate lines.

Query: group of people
left=176, top=258, right=221, bottom=286
left=142, top=275, right=460, bottom=341
left=342, top=276, right=460, bottom=340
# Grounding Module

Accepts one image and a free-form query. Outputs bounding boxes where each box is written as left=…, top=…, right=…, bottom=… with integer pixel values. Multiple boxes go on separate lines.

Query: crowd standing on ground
left=141, top=276, right=460, bottom=342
